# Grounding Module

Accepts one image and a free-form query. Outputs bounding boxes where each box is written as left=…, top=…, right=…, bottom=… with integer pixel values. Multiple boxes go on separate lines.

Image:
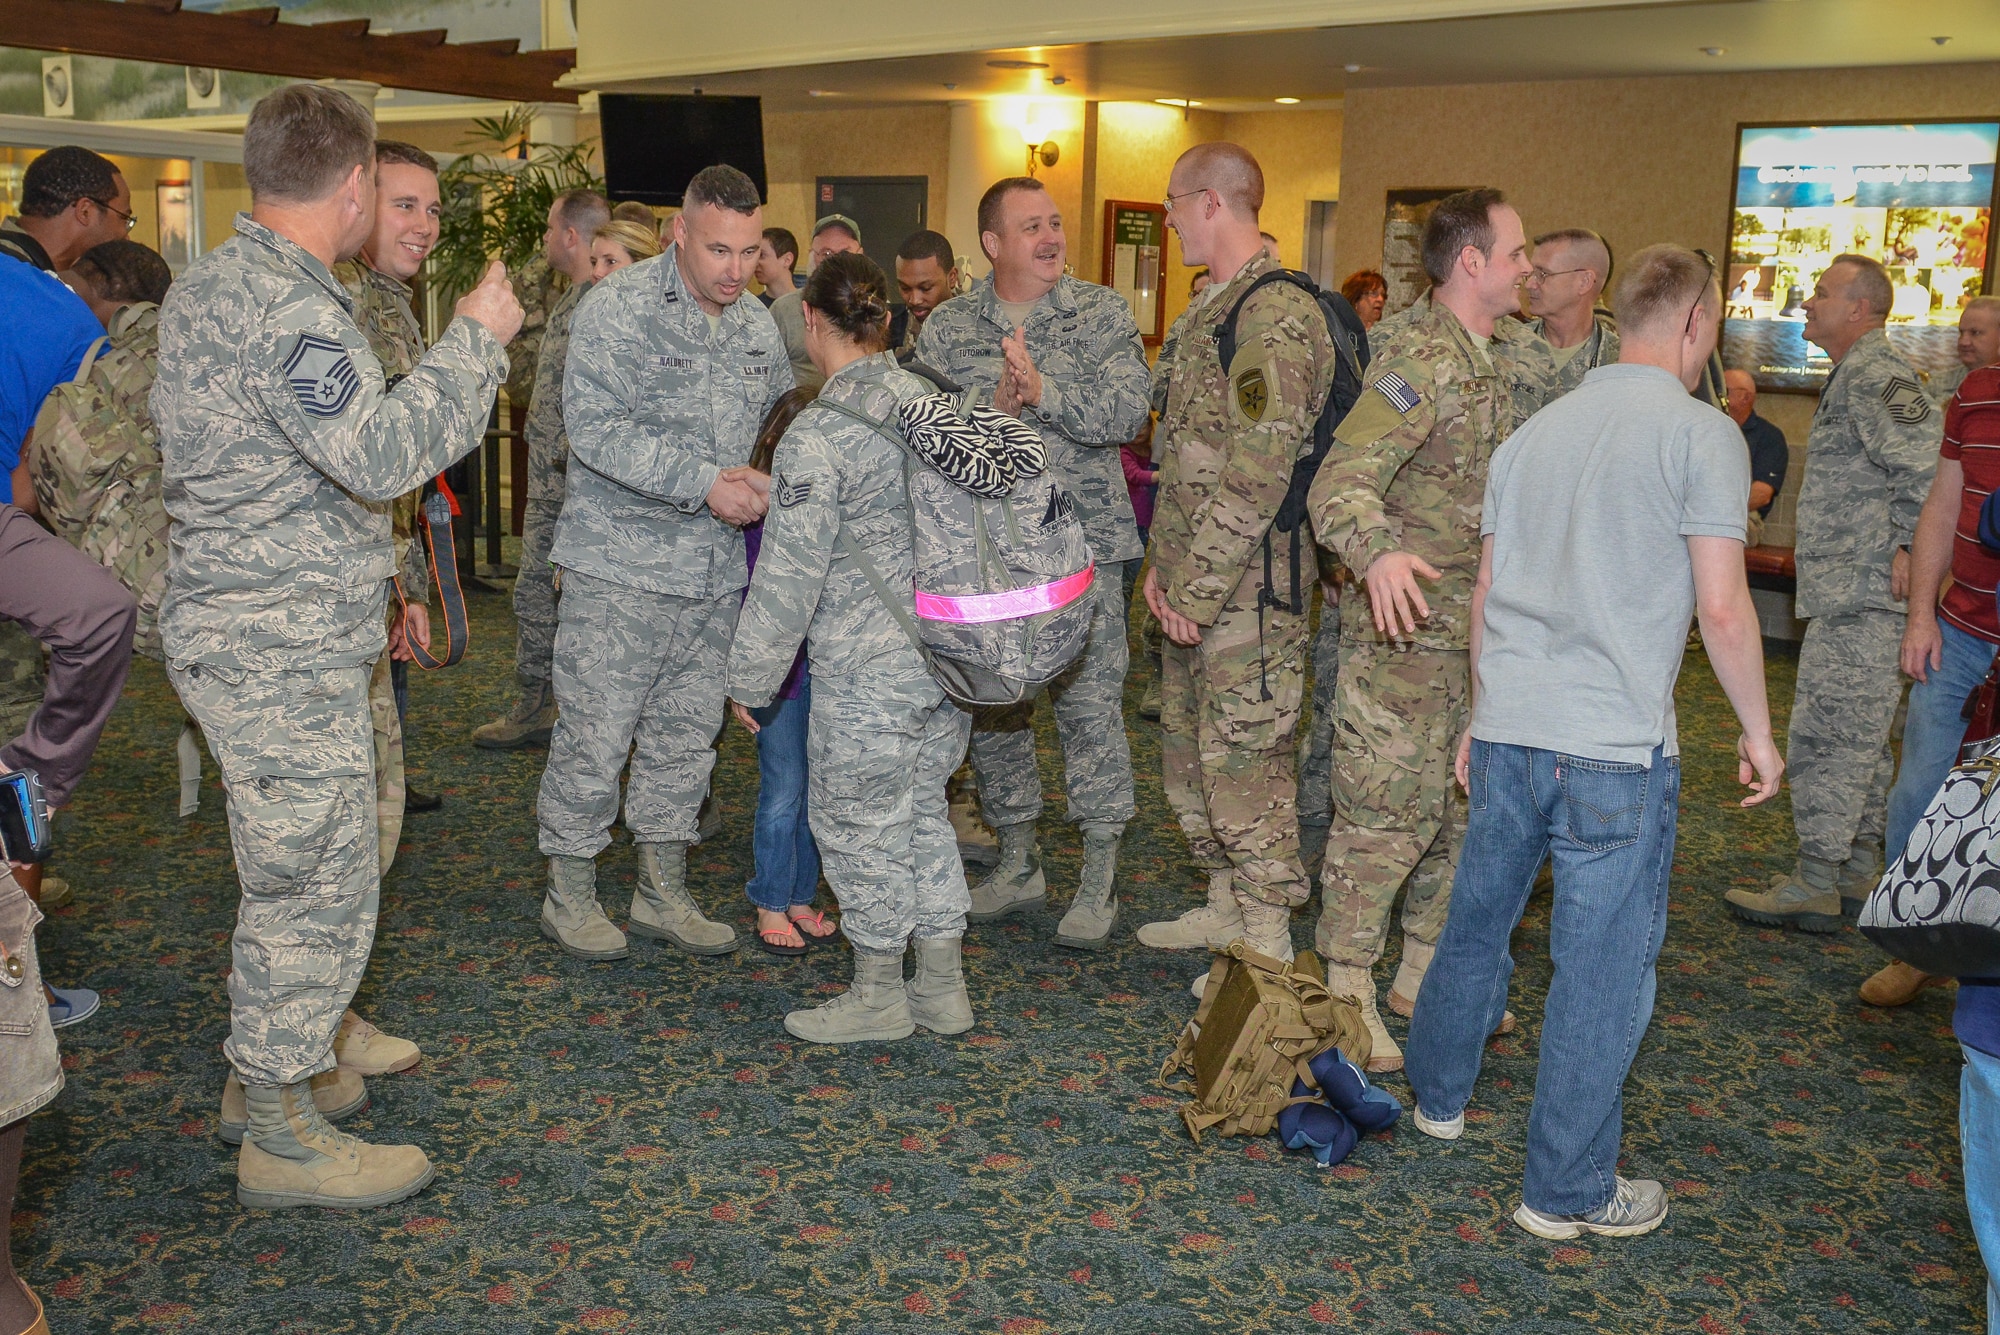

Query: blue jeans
left=1406, top=740, right=1680, bottom=1216
left=1964, top=1044, right=2000, bottom=1331
left=745, top=671, right=822, bottom=913
left=1887, top=620, right=1998, bottom=861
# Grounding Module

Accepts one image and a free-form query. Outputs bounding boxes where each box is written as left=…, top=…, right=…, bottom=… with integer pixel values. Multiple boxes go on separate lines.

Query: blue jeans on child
left=746, top=670, right=822, bottom=913
left=1886, top=619, right=1998, bottom=860
left=1406, top=740, right=1680, bottom=1217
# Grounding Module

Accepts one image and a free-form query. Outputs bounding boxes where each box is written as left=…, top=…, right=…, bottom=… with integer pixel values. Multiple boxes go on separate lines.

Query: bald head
left=1172, top=142, right=1264, bottom=220
left=1723, top=368, right=1756, bottom=425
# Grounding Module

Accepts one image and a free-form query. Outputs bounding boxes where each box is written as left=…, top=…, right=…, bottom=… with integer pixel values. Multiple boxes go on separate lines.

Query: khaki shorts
left=0, top=875, right=62, bottom=1127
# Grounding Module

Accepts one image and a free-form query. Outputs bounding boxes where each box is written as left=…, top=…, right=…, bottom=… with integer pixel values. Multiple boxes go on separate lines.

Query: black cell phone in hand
left=0, top=770, right=51, bottom=865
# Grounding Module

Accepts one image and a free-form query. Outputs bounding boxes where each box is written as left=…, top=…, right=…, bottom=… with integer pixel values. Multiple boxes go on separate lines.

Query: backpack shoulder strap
left=72, top=336, right=108, bottom=385
left=1215, top=269, right=1319, bottom=373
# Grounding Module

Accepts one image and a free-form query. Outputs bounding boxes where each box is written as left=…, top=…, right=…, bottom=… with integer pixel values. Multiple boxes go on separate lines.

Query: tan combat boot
left=1725, top=855, right=1845, bottom=932
left=1189, top=897, right=1293, bottom=999
left=784, top=948, right=916, bottom=1044
left=630, top=842, right=739, bottom=954
left=471, top=677, right=557, bottom=751
left=1327, top=963, right=1401, bottom=1073
left=541, top=855, right=629, bottom=960
left=334, top=1010, right=421, bottom=1075
left=1859, top=959, right=1953, bottom=1007
left=1054, top=829, right=1120, bottom=950
left=217, top=1067, right=367, bottom=1146
left=1385, top=934, right=1516, bottom=1034
left=236, top=1079, right=434, bottom=1210
left=951, top=796, right=1001, bottom=871
left=1136, top=868, right=1244, bottom=950
left=1837, top=841, right=1885, bottom=917
left=907, top=936, right=975, bottom=1035
left=967, top=820, right=1046, bottom=922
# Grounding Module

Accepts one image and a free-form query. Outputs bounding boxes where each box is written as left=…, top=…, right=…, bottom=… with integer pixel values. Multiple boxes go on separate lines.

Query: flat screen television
left=1724, top=120, right=1999, bottom=391
left=599, top=94, right=767, bottom=208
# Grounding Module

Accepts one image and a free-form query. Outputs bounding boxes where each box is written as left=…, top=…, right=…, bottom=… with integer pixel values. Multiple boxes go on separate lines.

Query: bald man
left=1520, top=228, right=1618, bottom=394
left=1722, top=368, right=1790, bottom=547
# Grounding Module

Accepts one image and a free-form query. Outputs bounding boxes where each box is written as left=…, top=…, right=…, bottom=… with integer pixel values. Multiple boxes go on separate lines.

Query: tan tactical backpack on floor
left=1160, top=942, right=1373, bottom=1143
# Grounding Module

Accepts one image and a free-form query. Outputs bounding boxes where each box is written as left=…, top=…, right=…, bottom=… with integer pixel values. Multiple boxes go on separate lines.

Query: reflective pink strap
left=914, top=563, right=1095, bottom=624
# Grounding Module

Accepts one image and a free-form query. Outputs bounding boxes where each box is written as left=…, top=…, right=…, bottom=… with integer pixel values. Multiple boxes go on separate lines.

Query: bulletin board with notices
left=1102, top=200, right=1167, bottom=345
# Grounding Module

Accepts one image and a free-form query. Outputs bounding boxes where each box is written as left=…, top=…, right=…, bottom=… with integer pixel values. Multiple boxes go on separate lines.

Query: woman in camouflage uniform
left=726, top=254, right=974, bottom=1045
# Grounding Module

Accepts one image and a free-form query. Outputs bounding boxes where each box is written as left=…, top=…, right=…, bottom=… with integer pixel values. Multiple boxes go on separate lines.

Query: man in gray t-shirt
left=1403, top=245, right=1782, bottom=1244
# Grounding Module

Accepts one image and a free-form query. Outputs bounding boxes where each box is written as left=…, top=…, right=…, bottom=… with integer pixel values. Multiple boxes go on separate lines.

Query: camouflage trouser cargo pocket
left=0, top=877, right=62, bottom=1126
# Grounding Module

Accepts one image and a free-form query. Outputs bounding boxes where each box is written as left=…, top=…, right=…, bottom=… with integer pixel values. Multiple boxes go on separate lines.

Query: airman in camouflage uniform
left=1727, top=266, right=1938, bottom=932
left=1309, top=274, right=1558, bottom=1068
left=539, top=217, right=792, bottom=962
left=1136, top=246, right=1335, bottom=960
left=335, top=257, right=432, bottom=874
left=154, top=188, right=513, bottom=1208
left=1520, top=309, right=1619, bottom=394
left=505, top=252, right=563, bottom=410
left=915, top=265, right=1150, bottom=948
left=729, top=348, right=974, bottom=1043
left=31, top=301, right=169, bottom=659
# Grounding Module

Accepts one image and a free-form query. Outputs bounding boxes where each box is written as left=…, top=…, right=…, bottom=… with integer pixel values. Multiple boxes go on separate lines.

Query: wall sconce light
left=1020, top=103, right=1059, bottom=177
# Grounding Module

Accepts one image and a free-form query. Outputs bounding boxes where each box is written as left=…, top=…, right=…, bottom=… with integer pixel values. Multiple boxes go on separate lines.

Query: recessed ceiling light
left=1275, top=97, right=1300, bottom=104
left=942, top=82, right=958, bottom=90
left=1701, top=46, right=1726, bottom=56
left=1933, top=35, right=1953, bottom=44
left=987, top=59, right=1049, bottom=70
left=1344, top=63, right=1363, bottom=74
left=806, top=89, right=829, bottom=97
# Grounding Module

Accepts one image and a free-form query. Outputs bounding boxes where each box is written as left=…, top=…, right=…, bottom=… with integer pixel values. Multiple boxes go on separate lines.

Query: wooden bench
left=1745, top=544, right=1795, bottom=593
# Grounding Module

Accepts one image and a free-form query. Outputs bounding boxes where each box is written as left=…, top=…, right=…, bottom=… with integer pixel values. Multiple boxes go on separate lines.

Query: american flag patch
left=1375, top=370, right=1421, bottom=414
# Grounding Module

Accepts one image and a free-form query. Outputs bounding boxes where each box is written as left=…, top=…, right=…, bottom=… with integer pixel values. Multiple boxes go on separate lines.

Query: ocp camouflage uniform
left=516, top=280, right=587, bottom=688
left=1520, top=309, right=1620, bottom=395
left=1295, top=554, right=1345, bottom=828
left=1151, top=254, right=1336, bottom=909
left=31, top=302, right=169, bottom=660
left=335, top=259, right=433, bottom=876
left=727, top=353, right=970, bottom=950
left=154, top=214, right=503, bottom=1087
left=1307, top=291, right=1559, bottom=967
left=1788, top=328, right=1939, bottom=868
left=505, top=254, right=563, bottom=410
left=539, top=246, right=791, bottom=857
left=916, top=274, right=1150, bottom=836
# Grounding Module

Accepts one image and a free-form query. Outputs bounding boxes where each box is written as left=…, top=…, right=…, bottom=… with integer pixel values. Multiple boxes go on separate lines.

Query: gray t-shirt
left=1473, top=363, right=1749, bottom=765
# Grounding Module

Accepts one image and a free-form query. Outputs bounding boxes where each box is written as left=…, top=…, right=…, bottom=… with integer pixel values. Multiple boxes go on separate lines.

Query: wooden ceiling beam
left=0, top=0, right=578, bottom=103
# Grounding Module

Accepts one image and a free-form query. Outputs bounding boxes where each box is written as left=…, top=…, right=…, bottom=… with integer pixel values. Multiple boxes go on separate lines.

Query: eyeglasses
left=1528, top=265, right=1589, bottom=284
left=91, top=198, right=136, bottom=232
left=1685, top=248, right=1717, bottom=337
left=1162, top=187, right=1212, bottom=213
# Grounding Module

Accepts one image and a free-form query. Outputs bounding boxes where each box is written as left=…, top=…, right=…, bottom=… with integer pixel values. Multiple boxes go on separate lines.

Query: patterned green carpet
left=16, top=557, right=1986, bottom=1333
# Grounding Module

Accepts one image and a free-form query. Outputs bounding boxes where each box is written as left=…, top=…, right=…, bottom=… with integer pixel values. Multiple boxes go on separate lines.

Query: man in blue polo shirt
left=2, top=255, right=104, bottom=499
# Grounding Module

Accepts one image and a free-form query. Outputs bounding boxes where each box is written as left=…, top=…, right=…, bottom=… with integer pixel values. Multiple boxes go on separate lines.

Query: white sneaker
left=1413, top=1106, right=1464, bottom=1140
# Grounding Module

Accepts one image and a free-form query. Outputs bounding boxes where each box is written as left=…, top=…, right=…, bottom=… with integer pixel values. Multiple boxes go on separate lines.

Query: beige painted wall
left=1333, top=62, right=2000, bottom=285
left=1224, top=107, right=1343, bottom=273
left=762, top=103, right=954, bottom=251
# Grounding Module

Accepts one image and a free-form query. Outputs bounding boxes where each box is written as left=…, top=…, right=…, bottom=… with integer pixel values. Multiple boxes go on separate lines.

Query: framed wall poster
left=1101, top=200, right=1166, bottom=345
left=157, top=180, right=193, bottom=271
left=1725, top=120, right=1999, bottom=391
left=1380, top=188, right=1466, bottom=316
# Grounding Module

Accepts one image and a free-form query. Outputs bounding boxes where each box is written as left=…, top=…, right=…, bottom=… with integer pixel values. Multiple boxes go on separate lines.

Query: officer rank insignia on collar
left=1880, top=374, right=1933, bottom=426
left=775, top=474, right=814, bottom=508
left=282, top=332, right=361, bottom=418
left=1234, top=366, right=1270, bottom=421
left=1374, top=370, right=1423, bottom=414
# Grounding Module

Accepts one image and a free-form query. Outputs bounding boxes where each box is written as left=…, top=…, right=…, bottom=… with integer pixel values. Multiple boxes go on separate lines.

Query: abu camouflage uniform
left=31, top=302, right=169, bottom=660
left=1521, top=309, right=1620, bottom=395
left=727, top=353, right=971, bottom=951
left=916, top=273, right=1150, bottom=836
left=154, top=214, right=504, bottom=1088
left=515, top=280, right=588, bottom=688
left=335, top=259, right=434, bottom=876
left=539, top=246, right=791, bottom=858
left=1788, top=327, right=1939, bottom=867
left=1307, top=291, right=1559, bottom=967
left=1151, top=254, right=1336, bottom=909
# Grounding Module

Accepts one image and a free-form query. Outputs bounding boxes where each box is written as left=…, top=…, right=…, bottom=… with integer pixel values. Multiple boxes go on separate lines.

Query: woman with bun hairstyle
left=725, top=252, right=974, bottom=1044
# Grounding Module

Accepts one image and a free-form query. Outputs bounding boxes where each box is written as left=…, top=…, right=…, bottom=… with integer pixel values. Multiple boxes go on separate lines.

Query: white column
left=530, top=103, right=580, bottom=148
left=318, top=79, right=382, bottom=124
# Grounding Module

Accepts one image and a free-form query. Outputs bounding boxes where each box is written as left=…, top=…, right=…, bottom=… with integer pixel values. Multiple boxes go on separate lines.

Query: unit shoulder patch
left=1233, top=365, right=1271, bottom=423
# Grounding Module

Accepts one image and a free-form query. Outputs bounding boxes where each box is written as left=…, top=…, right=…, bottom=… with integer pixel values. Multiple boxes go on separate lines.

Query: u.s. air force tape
left=1374, top=370, right=1422, bottom=414
left=282, top=332, right=361, bottom=418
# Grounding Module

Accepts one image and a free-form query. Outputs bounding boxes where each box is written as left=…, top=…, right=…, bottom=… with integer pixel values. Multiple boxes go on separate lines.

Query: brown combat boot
left=236, top=1079, right=434, bottom=1210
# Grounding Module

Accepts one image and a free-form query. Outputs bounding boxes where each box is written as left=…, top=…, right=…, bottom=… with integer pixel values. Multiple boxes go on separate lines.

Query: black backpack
left=1212, top=270, right=1370, bottom=617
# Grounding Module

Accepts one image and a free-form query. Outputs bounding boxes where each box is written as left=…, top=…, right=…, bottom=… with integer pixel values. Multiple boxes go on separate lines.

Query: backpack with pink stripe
left=807, top=361, right=1095, bottom=708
